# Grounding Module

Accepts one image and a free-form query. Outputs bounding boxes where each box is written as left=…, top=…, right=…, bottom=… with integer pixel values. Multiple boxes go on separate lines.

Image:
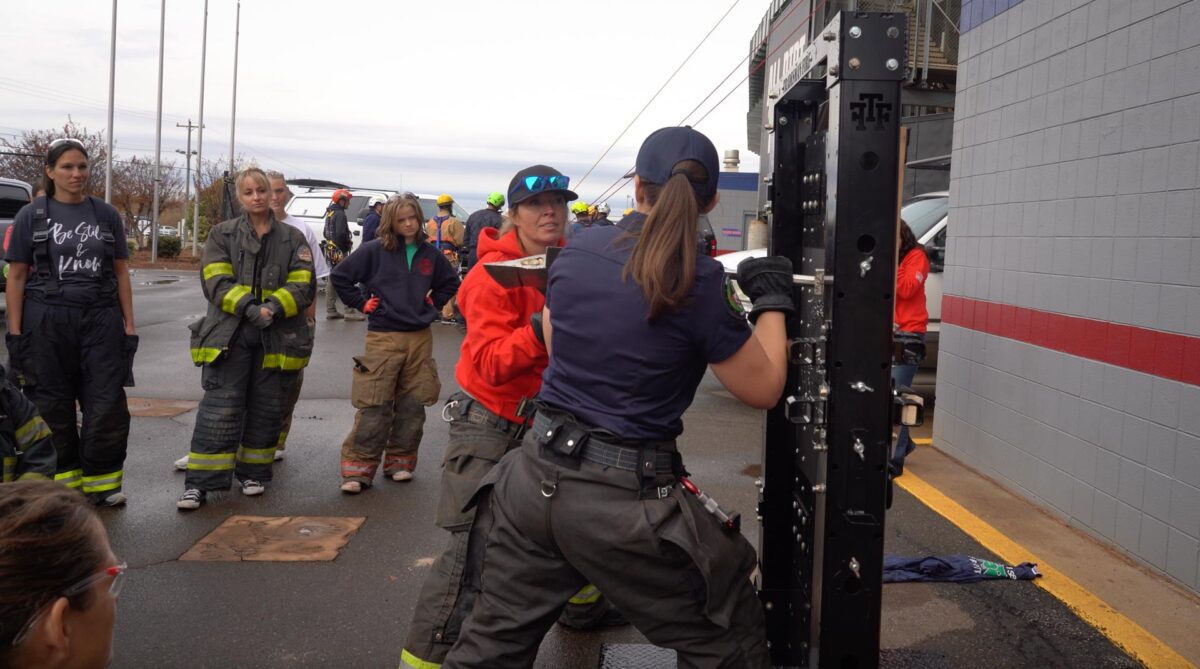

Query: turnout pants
left=19, top=300, right=131, bottom=501
left=443, top=433, right=770, bottom=669
left=340, top=328, right=440, bottom=484
left=277, top=319, right=316, bottom=452
left=401, top=396, right=618, bottom=669
left=185, top=322, right=295, bottom=491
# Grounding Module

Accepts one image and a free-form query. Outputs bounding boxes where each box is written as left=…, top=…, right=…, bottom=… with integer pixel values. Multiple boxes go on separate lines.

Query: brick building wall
left=936, top=0, right=1200, bottom=594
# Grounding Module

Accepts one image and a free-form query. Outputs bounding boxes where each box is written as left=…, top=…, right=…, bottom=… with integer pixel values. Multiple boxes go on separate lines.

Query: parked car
left=717, top=191, right=949, bottom=371
left=0, top=178, right=34, bottom=292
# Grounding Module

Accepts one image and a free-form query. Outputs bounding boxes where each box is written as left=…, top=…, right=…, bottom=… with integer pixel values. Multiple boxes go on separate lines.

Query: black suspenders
left=29, top=196, right=117, bottom=299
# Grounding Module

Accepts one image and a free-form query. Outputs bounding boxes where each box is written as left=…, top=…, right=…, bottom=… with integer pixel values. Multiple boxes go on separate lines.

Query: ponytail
left=623, top=160, right=711, bottom=320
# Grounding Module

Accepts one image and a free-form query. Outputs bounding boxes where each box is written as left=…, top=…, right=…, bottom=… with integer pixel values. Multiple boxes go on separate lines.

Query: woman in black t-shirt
left=4, top=139, right=137, bottom=507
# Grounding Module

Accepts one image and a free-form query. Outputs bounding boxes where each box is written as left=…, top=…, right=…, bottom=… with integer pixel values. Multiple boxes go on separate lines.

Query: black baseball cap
left=507, top=165, right=579, bottom=207
left=623, top=126, right=720, bottom=202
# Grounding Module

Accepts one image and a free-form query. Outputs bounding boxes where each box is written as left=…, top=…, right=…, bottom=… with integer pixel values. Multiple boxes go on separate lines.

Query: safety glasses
left=516, top=175, right=570, bottom=196
left=10, top=562, right=127, bottom=647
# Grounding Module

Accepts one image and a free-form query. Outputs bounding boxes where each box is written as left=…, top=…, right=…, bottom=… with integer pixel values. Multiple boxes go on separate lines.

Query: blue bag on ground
left=883, top=554, right=1041, bottom=583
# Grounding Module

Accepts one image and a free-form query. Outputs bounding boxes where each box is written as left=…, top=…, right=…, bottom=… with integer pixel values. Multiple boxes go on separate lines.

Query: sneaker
left=390, top=470, right=413, bottom=483
left=340, top=480, right=363, bottom=494
left=326, top=312, right=344, bottom=320
left=274, top=450, right=285, bottom=462
left=177, top=489, right=205, bottom=510
left=174, top=454, right=189, bottom=471
left=344, top=311, right=365, bottom=321
left=96, top=492, right=127, bottom=508
left=240, top=479, right=266, bottom=496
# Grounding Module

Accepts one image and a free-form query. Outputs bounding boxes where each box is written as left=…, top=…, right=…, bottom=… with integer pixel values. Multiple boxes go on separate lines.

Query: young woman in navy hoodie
left=331, top=195, right=460, bottom=493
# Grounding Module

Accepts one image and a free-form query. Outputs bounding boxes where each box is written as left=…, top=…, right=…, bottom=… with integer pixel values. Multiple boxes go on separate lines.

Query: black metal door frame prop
left=757, top=12, right=907, bottom=668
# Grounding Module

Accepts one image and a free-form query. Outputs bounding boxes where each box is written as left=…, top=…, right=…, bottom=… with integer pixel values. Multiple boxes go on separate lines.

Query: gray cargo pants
left=401, top=396, right=618, bottom=669
left=443, top=434, right=771, bottom=669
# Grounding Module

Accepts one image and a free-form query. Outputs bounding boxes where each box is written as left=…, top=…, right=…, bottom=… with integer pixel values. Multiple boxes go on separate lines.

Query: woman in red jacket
left=891, top=219, right=929, bottom=476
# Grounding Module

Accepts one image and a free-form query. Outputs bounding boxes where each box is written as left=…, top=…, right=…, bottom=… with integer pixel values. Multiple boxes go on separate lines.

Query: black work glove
left=736, top=256, right=795, bottom=324
left=122, top=334, right=139, bottom=387
left=5, top=333, right=30, bottom=386
left=530, top=312, right=546, bottom=347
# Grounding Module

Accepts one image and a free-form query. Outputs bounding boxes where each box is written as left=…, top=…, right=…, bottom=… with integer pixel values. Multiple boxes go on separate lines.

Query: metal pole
left=175, top=124, right=195, bottom=245
left=922, top=0, right=933, bottom=84
left=229, top=0, right=240, bottom=173
left=194, top=0, right=208, bottom=256
left=151, top=0, right=165, bottom=262
left=104, top=0, right=117, bottom=202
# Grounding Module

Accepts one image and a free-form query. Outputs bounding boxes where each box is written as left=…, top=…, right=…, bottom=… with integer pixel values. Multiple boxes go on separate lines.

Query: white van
left=285, top=185, right=471, bottom=250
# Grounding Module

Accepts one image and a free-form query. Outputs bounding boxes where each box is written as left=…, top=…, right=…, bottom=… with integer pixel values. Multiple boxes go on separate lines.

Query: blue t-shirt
left=6, top=196, right=129, bottom=306
left=539, top=213, right=751, bottom=439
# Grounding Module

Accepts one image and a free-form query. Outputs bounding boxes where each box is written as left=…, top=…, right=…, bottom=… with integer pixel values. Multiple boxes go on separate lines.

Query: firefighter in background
left=323, top=188, right=362, bottom=321
left=362, top=195, right=385, bottom=243
left=462, top=192, right=505, bottom=272
left=332, top=195, right=459, bottom=491
left=567, top=200, right=595, bottom=237
left=425, top=194, right=465, bottom=322
left=4, top=138, right=138, bottom=507
left=176, top=167, right=316, bottom=510
left=592, top=202, right=614, bottom=225
left=171, top=172, right=330, bottom=472
left=0, top=368, right=56, bottom=483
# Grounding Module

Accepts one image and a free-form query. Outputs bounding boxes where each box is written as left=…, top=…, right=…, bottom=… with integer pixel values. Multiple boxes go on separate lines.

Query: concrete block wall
left=936, top=0, right=1200, bottom=595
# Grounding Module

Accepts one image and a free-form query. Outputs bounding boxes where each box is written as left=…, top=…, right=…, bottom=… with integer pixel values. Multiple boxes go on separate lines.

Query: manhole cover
left=180, top=515, right=365, bottom=562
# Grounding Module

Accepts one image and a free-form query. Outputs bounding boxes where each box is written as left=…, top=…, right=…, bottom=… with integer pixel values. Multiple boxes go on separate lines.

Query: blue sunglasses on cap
left=512, top=174, right=570, bottom=197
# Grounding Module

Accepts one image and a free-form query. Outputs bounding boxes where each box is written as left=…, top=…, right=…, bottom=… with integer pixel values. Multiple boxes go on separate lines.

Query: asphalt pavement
left=6, top=270, right=1141, bottom=668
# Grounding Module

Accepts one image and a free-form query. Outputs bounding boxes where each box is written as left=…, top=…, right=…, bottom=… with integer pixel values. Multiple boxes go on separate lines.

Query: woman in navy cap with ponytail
left=444, top=127, right=793, bottom=668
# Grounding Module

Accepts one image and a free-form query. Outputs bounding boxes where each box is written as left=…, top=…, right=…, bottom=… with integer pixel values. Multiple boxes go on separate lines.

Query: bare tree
left=0, top=119, right=108, bottom=193
left=109, top=156, right=184, bottom=247
left=191, top=156, right=250, bottom=242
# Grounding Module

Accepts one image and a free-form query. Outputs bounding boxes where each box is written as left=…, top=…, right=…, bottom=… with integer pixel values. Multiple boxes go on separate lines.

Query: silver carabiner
left=540, top=480, right=558, bottom=498
left=441, top=400, right=459, bottom=423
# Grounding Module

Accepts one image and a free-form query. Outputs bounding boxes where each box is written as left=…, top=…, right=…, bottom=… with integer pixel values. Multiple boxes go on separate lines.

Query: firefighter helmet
left=331, top=188, right=352, bottom=205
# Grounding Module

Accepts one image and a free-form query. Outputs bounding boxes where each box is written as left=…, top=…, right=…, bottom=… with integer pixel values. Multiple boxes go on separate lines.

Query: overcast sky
left=1, top=0, right=766, bottom=211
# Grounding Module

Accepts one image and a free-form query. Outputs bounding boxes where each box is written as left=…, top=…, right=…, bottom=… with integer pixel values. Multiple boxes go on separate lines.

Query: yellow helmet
left=436, top=194, right=454, bottom=207
left=623, top=208, right=634, bottom=216
left=571, top=201, right=590, bottom=214
left=587, top=205, right=598, bottom=217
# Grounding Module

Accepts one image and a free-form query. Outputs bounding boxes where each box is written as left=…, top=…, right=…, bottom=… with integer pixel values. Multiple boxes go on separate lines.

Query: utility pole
left=104, top=0, right=117, bottom=203
left=229, top=0, right=241, bottom=173
left=176, top=119, right=200, bottom=246
left=194, top=0, right=209, bottom=257
left=151, top=0, right=165, bottom=263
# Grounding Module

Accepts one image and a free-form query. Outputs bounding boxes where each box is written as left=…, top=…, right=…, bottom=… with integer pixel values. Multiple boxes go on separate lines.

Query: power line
left=594, top=0, right=830, bottom=205
left=573, top=0, right=743, bottom=194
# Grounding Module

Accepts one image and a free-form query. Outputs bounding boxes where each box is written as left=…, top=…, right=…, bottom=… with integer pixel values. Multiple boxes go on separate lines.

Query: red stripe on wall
left=942, top=295, right=1200, bottom=387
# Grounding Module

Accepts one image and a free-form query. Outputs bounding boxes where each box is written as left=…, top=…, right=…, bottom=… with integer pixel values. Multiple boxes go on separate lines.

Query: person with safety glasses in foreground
left=400, top=166, right=623, bottom=669
left=0, top=480, right=127, bottom=668
left=442, top=127, right=790, bottom=667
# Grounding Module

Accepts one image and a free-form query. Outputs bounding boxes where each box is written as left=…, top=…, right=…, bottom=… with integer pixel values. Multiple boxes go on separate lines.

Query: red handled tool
left=679, top=476, right=742, bottom=532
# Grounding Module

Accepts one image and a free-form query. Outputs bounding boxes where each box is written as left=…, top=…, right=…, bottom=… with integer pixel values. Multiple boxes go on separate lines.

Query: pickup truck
left=0, top=178, right=34, bottom=292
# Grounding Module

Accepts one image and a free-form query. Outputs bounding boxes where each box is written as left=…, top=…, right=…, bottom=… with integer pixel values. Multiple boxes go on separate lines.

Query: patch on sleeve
left=724, top=277, right=747, bottom=318
left=297, top=244, right=313, bottom=263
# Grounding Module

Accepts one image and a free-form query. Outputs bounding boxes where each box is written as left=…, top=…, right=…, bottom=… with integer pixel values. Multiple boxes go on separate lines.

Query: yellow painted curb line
left=897, top=471, right=1196, bottom=669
